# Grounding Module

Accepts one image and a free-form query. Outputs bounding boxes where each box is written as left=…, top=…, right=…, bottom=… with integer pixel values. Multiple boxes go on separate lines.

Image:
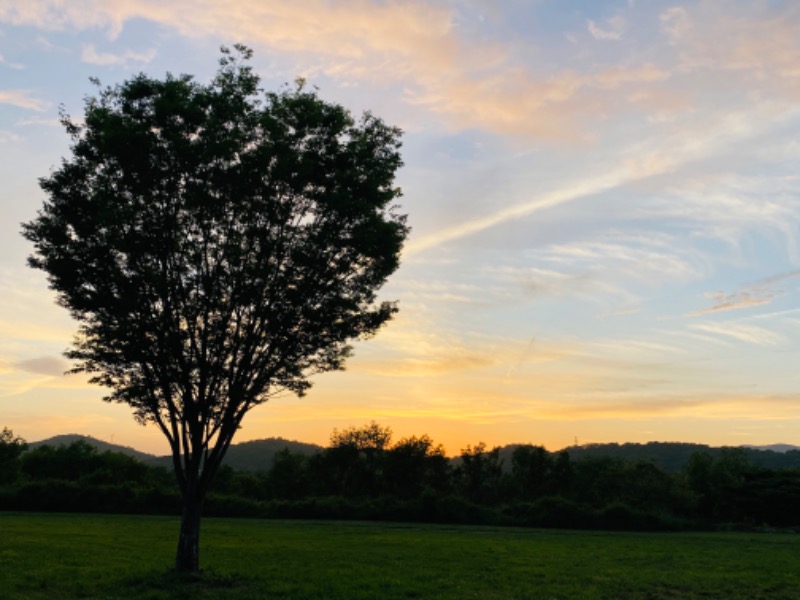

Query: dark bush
left=596, top=503, right=687, bottom=531
left=203, top=494, right=264, bottom=518
left=527, top=496, right=596, bottom=529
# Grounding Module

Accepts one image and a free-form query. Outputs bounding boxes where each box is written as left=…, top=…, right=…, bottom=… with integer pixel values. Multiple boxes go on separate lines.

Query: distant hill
left=29, top=434, right=322, bottom=472
left=28, top=434, right=157, bottom=462
left=213, top=438, right=322, bottom=472
left=28, top=434, right=800, bottom=474
left=482, top=442, right=800, bottom=473
left=744, top=444, right=800, bottom=453
left=144, top=437, right=323, bottom=471
left=547, top=442, right=800, bottom=472
left=556, top=442, right=714, bottom=472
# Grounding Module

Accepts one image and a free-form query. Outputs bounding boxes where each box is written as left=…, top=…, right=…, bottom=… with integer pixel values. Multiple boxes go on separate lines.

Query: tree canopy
left=22, top=45, right=408, bottom=571
left=0, top=428, right=27, bottom=485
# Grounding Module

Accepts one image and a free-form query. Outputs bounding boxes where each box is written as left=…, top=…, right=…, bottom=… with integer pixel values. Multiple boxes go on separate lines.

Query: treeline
left=562, top=442, right=800, bottom=473
left=2, top=425, right=800, bottom=531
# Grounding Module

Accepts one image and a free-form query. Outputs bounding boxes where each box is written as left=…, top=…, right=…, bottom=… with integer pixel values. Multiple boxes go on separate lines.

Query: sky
left=2, top=0, right=800, bottom=456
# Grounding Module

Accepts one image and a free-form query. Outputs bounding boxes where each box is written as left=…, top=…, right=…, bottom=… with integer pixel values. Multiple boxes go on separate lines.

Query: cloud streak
left=588, top=16, right=627, bottom=41
left=690, top=270, right=800, bottom=316
left=0, top=90, right=48, bottom=111
left=690, top=290, right=772, bottom=316
left=81, top=44, right=156, bottom=66
left=692, top=322, right=784, bottom=346
left=0, top=53, right=24, bottom=69
left=0, top=0, right=668, bottom=141
left=5, top=0, right=797, bottom=151
left=406, top=102, right=777, bottom=255
left=14, top=356, right=68, bottom=377
left=405, top=168, right=634, bottom=256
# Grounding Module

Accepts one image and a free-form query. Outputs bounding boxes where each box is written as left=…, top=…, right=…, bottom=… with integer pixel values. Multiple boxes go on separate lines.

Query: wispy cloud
left=405, top=168, right=634, bottom=256
left=662, top=3, right=800, bottom=83
left=15, top=116, right=60, bottom=127
left=689, top=270, right=800, bottom=316
left=587, top=16, right=626, bottom=41
left=693, top=322, right=784, bottom=346
left=0, top=130, right=22, bottom=144
left=14, top=355, right=68, bottom=377
left=0, top=374, right=54, bottom=398
left=4, top=1, right=800, bottom=139
left=393, top=280, right=488, bottom=306
left=0, top=89, right=48, bottom=111
left=345, top=307, right=504, bottom=378
left=521, top=267, right=599, bottom=297
left=407, top=99, right=782, bottom=255
left=403, top=62, right=669, bottom=140
left=352, top=354, right=493, bottom=377
left=690, top=290, right=772, bottom=316
left=0, top=53, right=24, bottom=69
left=0, top=0, right=665, bottom=141
left=534, top=235, right=705, bottom=284
left=545, top=392, right=800, bottom=421
left=6, top=0, right=797, bottom=155
left=759, top=269, right=800, bottom=287
left=662, top=329, right=732, bottom=348
left=586, top=338, right=686, bottom=357
left=660, top=6, right=692, bottom=44
left=81, top=44, right=156, bottom=66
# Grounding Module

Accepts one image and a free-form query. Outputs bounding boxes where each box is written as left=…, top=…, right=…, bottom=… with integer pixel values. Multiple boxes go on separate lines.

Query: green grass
left=1, top=512, right=798, bottom=599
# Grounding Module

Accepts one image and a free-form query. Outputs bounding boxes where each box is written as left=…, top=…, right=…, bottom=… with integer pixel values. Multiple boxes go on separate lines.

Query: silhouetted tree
left=384, top=434, right=449, bottom=498
left=267, top=448, right=310, bottom=500
left=572, top=456, right=628, bottom=507
left=21, top=440, right=98, bottom=481
left=619, top=461, right=681, bottom=512
left=330, top=421, right=392, bottom=454
left=685, top=448, right=754, bottom=517
left=20, top=440, right=153, bottom=486
left=685, top=451, right=714, bottom=498
left=0, top=428, right=27, bottom=485
left=457, top=443, right=503, bottom=504
left=322, top=422, right=393, bottom=496
left=509, top=444, right=552, bottom=500
left=22, top=45, right=408, bottom=572
left=549, top=450, right=573, bottom=495
left=712, top=447, right=752, bottom=488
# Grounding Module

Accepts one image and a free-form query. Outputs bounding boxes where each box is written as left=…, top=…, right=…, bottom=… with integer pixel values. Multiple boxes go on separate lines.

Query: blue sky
left=2, top=0, right=800, bottom=455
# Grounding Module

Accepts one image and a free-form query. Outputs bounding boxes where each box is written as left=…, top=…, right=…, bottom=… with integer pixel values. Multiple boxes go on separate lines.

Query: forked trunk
left=172, top=430, right=230, bottom=573
left=175, top=492, right=203, bottom=573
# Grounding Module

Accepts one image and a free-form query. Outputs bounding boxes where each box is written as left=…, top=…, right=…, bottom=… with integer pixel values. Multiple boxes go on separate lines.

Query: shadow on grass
left=120, top=569, right=261, bottom=599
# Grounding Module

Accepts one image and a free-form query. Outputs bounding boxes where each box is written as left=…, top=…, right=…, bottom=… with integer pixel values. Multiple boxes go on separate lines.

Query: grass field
left=1, top=512, right=799, bottom=599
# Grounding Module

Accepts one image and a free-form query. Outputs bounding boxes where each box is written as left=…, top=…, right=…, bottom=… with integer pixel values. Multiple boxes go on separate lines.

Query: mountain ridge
left=27, top=434, right=800, bottom=473
left=28, top=434, right=324, bottom=472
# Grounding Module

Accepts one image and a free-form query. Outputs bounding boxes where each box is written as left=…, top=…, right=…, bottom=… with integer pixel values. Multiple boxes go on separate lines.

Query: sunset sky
left=2, top=0, right=800, bottom=456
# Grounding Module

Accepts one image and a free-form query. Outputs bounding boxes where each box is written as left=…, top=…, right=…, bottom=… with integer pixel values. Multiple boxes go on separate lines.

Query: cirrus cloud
left=692, top=322, right=784, bottom=346
left=81, top=44, right=156, bottom=66
left=14, top=356, right=67, bottom=377
left=0, top=89, right=48, bottom=111
left=588, top=15, right=627, bottom=41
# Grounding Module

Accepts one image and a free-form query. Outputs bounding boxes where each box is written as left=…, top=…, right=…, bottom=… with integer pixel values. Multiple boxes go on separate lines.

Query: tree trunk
left=175, top=492, right=203, bottom=573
